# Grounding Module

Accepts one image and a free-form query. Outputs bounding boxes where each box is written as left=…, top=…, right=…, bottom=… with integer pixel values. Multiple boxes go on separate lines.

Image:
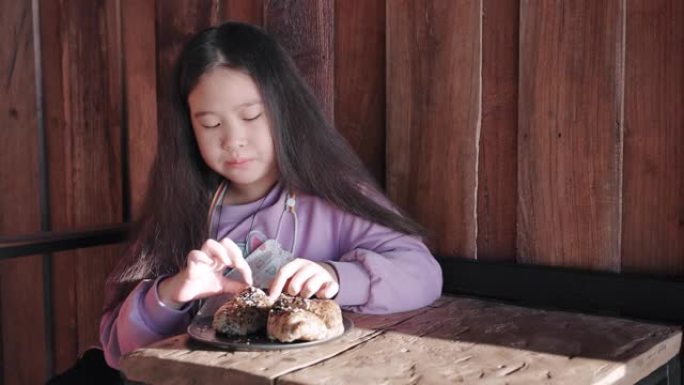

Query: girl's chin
left=217, top=165, right=279, bottom=187
left=223, top=174, right=276, bottom=188
left=218, top=167, right=253, bottom=180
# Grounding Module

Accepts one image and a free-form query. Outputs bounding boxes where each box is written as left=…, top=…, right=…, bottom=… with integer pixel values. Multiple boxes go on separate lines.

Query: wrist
left=157, top=274, right=188, bottom=310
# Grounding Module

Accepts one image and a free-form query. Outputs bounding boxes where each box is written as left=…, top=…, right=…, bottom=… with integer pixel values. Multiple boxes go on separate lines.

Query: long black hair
left=105, top=22, right=425, bottom=312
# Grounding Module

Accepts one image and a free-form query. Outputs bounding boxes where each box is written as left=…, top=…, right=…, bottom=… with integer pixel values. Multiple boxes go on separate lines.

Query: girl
left=100, top=21, right=442, bottom=369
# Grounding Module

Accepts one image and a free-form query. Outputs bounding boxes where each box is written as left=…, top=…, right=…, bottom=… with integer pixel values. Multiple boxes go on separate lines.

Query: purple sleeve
left=327, top=213, right=443, bottom=314
left=99, top=277, right=192, bottom=369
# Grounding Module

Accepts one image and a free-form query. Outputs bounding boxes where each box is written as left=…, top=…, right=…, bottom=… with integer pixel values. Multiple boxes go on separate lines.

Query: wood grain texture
left=334, top=0, right=386, bottom=186
left=386, top=0, right=481, bottom=257
left=622, top=0, right=684, bottom=275
left=155, top=0, right=218, bottom=161
left=264, top=0, right=334, bottom=121
left=121, top=306, right=431, bottom=384
left=518, top=0, right=624, bottom=270
left=0, top=0, right=47, bottom=383
left=121, top=296, right=681, bottom=385
left=39, top=0, right=123, bottom=372
left=279, top=297, right=681, bottom=385
left=219, top=0, right=264, bottom=25
left=122, top=0, right=158, bottom=219
left=476, top=0, right=519, bottom=262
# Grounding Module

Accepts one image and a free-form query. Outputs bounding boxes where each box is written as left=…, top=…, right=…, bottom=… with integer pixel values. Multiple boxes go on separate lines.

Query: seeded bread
left=266, top=294, right=344, bottom=342
left=212, top=288, right=344, bottom=342
left=212, top=287, right=272, bottom=335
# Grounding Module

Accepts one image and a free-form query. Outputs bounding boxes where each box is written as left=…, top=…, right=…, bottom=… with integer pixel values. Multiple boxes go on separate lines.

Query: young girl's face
left=188, top=67, right=278, bottom=200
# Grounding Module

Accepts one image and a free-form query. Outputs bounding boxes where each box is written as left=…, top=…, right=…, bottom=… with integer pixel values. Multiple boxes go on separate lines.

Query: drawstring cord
left=208, top=180, right=298, bottom=255
left=274, top=191, right=297, bottom=256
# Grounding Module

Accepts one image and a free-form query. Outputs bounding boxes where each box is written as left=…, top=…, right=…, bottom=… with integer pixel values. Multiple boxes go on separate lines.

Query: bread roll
left=212, top=289, right=345, bottom=343
left=267, top=294, right=344, bottom=342
left=212, top=287, right=272, bottom=336
left=267, top=308, right=329, bottom=342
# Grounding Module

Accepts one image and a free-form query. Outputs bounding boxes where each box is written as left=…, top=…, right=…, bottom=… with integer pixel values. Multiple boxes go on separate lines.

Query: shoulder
left=291, top=190, right=346, bottom=218
left=294, top=190, right=386, bottom=236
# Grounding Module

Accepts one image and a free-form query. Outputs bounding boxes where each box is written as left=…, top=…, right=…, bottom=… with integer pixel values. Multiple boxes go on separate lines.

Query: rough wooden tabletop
left=121, top=296, right=681, bottom=385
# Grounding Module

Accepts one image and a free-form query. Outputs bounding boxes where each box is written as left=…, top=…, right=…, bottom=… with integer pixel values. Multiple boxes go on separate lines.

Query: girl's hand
left=268, top=258, right=339, bottom=301
left=158, top=238, right=253, bottom=309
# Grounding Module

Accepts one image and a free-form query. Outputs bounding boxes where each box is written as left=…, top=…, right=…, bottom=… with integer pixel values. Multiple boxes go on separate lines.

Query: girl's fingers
left=316, top=281, right=339, bottom=299
left=299, top=274, right=327, bottom=298
left=198, top=238, right=253, bottom=286
left=285, top=263, right=320, bottom=296
left=268, top=258, right=308, bottom=301
left=187, top=250, right=213, bottom=266
left=200, top=239, right=230, bottom=270
left=269, top=259, right=339, bottom=300
left=220, top=238, right=253, bottom=286
left=221, top=276, right=250, bottom=294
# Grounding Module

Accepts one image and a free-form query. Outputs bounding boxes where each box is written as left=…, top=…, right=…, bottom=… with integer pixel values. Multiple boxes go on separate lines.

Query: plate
left=187, top=316, right=353, bottom=351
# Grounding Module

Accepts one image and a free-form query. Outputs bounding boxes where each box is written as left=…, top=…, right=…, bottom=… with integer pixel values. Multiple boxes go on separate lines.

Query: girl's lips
left=225, top=158, right=252, bottom=167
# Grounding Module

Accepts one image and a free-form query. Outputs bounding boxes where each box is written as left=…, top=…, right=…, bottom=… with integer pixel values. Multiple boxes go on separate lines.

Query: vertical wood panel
left=622, top=0, right=684, bottom=275
left=477, top=0, right=520, bottom=261
left=518, top=0, right=624, bottom=270
left=387, top=0, right=481, bottom=257
left=156, top=1, right=218, bottom=169
left=40, top=0, right=124, bottom=372
left=0, top=1, right=47, bottom=383
left=74, top=244, right=124, bottom=352
left=334, top=0, right=386, bottom=186
left=219, top=0, right=264, bottom=25
left=37, top=0, right=72, bottom=371
left=122, top=0, right=157, bottom=218
left=264, top=0, right=334, bottom=121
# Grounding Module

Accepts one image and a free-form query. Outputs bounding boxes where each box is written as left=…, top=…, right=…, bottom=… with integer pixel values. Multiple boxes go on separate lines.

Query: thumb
left=219, top=238, right=253, bottom=286
left=221, top=277, right=249, bottom=294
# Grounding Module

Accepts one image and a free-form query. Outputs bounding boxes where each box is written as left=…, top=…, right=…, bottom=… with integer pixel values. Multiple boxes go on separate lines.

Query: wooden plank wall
left=39, top=0, right=124, bottom=375
left=1, top=0, right=683, bottom=383
left=477, top=0, right=519, bottom=261
left=1, top=1, right=47, bottom=384
left=622, top=0, right=684, bottom=274
left=387, top=0, right=482, bottom=258
left=122, top=0, right=157, bottom=218
left=334, top=0, right=386, bottom=184
left=518, top=0, right=624, bottom=270
left=264, top=0, right=335, bottom=120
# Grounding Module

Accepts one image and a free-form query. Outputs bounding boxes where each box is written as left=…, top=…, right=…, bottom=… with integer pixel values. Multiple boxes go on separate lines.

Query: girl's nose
left=221, top=135, right=246, bottom=151
left=220, top=121, right=247, bottom=150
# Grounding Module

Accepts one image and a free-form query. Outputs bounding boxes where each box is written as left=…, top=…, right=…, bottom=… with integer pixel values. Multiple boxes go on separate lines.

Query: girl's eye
left=244, top=113, right=262, bottom=122
left=201, top=122, right=220, bottom=128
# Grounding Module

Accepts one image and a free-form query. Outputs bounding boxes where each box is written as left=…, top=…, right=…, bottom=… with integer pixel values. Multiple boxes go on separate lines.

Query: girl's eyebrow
left=236, top=100, right=262, bottom=109
left=193, top=100, right=263, bottom=118
left=193, top=111, right=216, bottom=118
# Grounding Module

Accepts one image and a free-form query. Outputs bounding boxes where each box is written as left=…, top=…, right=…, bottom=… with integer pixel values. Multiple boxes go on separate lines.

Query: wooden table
left=121, top=295, right=681, bottom=385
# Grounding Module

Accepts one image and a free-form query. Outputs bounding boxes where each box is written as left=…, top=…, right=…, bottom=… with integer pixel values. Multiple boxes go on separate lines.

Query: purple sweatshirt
left=100, top=183, right=442, bottom=368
